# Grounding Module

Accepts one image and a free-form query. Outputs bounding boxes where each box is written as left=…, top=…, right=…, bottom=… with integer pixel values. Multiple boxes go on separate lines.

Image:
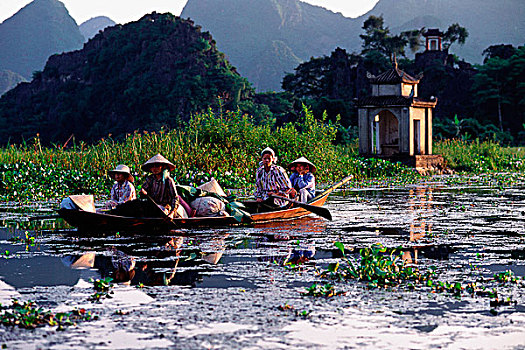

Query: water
left=1, top=176, right=524, bottom=349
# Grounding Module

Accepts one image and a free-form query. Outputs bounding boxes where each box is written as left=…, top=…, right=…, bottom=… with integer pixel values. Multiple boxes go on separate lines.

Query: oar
left=144, top=193, right=171, bottom=217
left=143, top=193, right=180, bottom=228
left=28, top=214, right=61, bottom=221
left=269, top=194, right=332, bottom=221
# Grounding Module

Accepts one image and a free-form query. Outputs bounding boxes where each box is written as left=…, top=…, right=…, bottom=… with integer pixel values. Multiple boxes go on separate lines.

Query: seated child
left=106, top=164, right=137, bottom=209
left=288, top=157, right=316, bottom=203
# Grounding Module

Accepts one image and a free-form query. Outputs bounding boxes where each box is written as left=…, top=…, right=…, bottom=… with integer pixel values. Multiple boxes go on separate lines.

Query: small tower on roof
left=423, top=29, right=444, bottom=51
left=357, top=57, right=444, bottom=173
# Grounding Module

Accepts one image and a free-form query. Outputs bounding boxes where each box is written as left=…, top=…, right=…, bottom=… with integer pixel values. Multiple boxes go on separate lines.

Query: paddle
left=269, top=194, right=332, bottom=221
left=144, top=194, right=167, bottom=215
left=29, top=214, right=61, bottom=221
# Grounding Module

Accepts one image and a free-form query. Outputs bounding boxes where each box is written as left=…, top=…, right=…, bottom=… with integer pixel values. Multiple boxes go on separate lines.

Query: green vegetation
left=0, top=299, right=96, bottom=330
left=0, top=12, right=253, bottom=144
left=320, top=242, right=428, bottom=289
left=0, top=107, right=524, bottom=202
left=302, top=283, right=345, bottom=298
left=88, top=277, right=114, bottom=302
left=0, top=107, right=423, bottom=202
left=1, top=8, right=524, bottom=148
left=434, top=139, right=524, bottom=172
left=297, top=242, right=525, bottom=310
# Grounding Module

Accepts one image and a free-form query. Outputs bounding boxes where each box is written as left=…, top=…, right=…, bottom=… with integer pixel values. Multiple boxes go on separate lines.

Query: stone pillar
left=427, top=108, right=433, bottom=155
left=358, top=108, right=370, bottom=154
left=399, top=108, right=409, bottom=154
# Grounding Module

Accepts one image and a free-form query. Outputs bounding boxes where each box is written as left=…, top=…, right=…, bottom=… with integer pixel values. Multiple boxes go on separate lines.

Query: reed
left=4, top=108, right=522, bottom=202
left=434, top=139, right=525, bottom=173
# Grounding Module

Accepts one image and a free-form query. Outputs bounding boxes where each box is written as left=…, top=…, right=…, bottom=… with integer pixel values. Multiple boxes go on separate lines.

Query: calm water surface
left=1, top=176, right=524, bottom=349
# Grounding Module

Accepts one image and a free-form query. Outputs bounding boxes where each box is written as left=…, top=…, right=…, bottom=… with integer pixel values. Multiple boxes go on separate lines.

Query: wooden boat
left=57, top=175, right=352, bottom=232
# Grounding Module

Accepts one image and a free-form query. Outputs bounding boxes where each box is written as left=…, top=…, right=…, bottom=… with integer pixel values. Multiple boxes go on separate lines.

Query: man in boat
left=139, top=154, right=189, bottom=218
left=254, top=147, right=297, bottom=208
left=288, top=157, right=316, bottom=203
left=105, top=164, right=136, bottom=209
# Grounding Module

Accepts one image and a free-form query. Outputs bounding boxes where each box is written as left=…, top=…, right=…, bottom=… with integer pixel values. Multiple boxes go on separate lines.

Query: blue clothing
left=289, top=172, right=315, bottom=197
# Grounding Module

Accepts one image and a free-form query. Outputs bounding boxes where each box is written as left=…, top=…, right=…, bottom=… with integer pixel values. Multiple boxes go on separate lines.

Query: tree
left=472, top=57, right=511, bottom=131
left=281, top=48, right=360, bottom=126
left=482, top=44, right=518, bottom=63
left=360, top=15, right=423, bottom=58
left=442, top=23, right=469, bottom=50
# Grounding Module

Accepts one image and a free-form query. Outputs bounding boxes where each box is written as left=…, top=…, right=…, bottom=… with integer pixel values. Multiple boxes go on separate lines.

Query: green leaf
left=334, top=241, right=345, bottom=256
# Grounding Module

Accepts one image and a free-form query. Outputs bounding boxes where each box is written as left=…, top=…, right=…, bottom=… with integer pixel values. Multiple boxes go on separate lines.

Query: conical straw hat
left=69, top=195, right=96, bottom=212
left=288, top=156, right=316, bottom=173
left=141, top=154, right=176, bottom=172
left=108, top=164, right=134, bottom=182
left=260, top=147, right=275, bottom=157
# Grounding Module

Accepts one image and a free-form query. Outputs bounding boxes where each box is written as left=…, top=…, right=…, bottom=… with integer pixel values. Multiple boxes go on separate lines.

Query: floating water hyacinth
left=0, top=299, right=97, bottom=330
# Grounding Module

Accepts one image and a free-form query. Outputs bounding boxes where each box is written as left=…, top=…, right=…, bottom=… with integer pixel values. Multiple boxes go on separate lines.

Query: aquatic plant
left=302, top=283, right=345, bottom=298
left=320, top=242, right=427, bottom=289
left=0, top=108, right=423, bottom=202
left=1, top=110, right=523, bottom=203
left=0, top=299, right=97, bottom=330
left=88, top=277, right=114, bottom=302
left=277, top=303, right=311, bottom=318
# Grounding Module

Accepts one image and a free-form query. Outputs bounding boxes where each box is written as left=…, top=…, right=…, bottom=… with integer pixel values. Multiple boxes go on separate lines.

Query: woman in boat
left=288, top=157, right=316, bottom=203
left=105, top=164, right=136, bottom=209
left=139, top=154, right=183, bottom=218
left=254, top=147, right=296, bottom=207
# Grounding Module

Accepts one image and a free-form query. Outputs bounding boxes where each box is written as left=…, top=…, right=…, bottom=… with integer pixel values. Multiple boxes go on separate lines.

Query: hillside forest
left=0, top=12, right=523, bottom=146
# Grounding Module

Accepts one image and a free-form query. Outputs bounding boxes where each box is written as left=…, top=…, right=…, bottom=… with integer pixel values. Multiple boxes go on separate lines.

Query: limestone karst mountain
left=0, top=0, right=84, bottom=79
left=0, top=13, right=252, bottom=144
left=182, top=0, right=524, bottom=91
left=79, top=16, right=116, bottom=41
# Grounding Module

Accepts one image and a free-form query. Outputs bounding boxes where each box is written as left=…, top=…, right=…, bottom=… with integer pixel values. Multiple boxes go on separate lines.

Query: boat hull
left=57, top=175, right=351, bottom=233
left=57, top=193, right=329, bottom=232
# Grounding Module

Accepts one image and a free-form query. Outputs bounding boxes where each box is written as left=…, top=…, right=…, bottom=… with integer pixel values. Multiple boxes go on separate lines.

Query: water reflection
left=403, top=186, right=435, bottom=264
left=407, top=186, right=434, bottom=243
left=61, top=234, right=230, bottom=288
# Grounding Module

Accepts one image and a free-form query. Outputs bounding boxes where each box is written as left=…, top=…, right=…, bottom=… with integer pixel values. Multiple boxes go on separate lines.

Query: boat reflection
left=253, top=218, right=320, bottom=266
left=255, top=216, right=326, bottom=240
left=65, top=234, right=229, bottom=288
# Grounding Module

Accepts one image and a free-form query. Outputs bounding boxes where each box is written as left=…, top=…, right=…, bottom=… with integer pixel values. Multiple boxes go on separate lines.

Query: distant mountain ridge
left=182, top=0, right=361, bottom=91
left=182, top=0, right=525, bottom=91
left=0, top=13, right=252, bottom=144
left=0, top=0, right=84, bottom=79
left=360, top=0, right=525, bottom=67
left=0, top=70, right=27, bottom=96
left=79, top=16, right=116, bottom=41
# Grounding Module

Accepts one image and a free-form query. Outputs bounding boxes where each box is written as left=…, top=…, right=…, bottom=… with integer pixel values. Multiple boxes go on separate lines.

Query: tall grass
left=0, top=106, right=371, bottom=185
left=434, top=139, right=525, bottom=173
left=6, top=107, right=524, bottom=201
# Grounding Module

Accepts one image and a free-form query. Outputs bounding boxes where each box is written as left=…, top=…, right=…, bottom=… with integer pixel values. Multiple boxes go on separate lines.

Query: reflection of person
left=110, top=248, right=136, bottom=283
left=288, top=157, right=316, bottom=203
left=256, top=235, right=316, bottom=265
left=105, top=164, right=136, bottom=209
left=63, top=248, right=136, bottom=284
left=139, top=154, right=181, bottom=218
left=254, top=147, right=296, bottom=207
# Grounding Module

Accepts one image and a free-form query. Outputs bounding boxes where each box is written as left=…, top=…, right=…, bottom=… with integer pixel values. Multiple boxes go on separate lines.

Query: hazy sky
left=0, top=0, right=379, bottom=24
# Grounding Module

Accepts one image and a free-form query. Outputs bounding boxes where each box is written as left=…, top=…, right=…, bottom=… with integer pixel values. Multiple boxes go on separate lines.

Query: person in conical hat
left=254, top=147, right=296, bottom=207
left=105, top=164, right=136, bottom=209
left=288, top=156, right=316, bottom=203
left=139, top=154, right=184, bottom=218
left=141, top=153, right=176, bottom=172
